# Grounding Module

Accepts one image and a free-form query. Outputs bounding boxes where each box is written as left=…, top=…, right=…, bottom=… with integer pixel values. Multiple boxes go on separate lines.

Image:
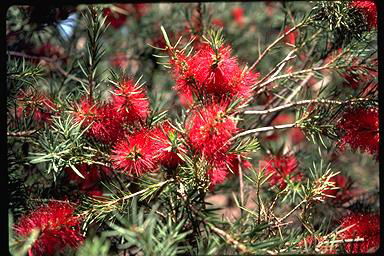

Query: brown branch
left=7, top=130, right=38, bottom=137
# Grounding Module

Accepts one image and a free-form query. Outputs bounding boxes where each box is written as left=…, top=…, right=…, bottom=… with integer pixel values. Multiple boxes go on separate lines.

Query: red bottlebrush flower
left=73, top=99, right=123, bottom=144
left=350, top=1, right=377, bottom=29
left=170, top=43, right=259, bottom=106
left=290, top=127, right=306, bottom=145
left=111, top=128, right=158, bottom=176
left=283, top=27, right=299, bottom=45
left=133, top=4, right=149, bottom=19
left=36, top=43, right=65, bottom=59
left=322, top=174, right=352, bottom=202
left=337, top=107, right=379, bottom=157
left=103, top=5, right=130, bottom=28
left=338, top=213, right=380, bottom=253
left=65, top=164, right=112, bottom=196
left=14, top=201, right=84, bottom=255
left=152, top=122, right=183, bottom=169
left=259, top=154, right=302, bottom=190
left=212, top=18, right=224, bottom=27
left=207, top=153, right=247, bottom=190
left=231, top=7, right=245, bottom=26
left=271, top=113, right=294, bottom=125
left=111, top=79, right=150, bottom=125
left=187, top=102, right=238, bottom=157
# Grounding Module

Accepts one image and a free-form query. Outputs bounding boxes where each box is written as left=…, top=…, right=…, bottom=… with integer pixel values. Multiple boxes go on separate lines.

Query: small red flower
left=65, top=164, right=112, bottom=197
left=350, top=1, right=377, bottom=29
left=73, top=99, right=123, bottom=143
left=187, top=102, right=238, bottom=157
left=207, top=153, right=248, bottom=190
left=231, top=7, right=245, bottom=26
left=290, top=127, right=306, bottom=145
left=103, top=5, right=130, bottom=28
left=259, top=154, right=302, bottom=190
left=212, top=18, right=224, bottom=27
left=110, top=52, right=129, bottom=70
left=338, top=212, right=380, bottom=253
left=152, top=121, right=183, bottom=169
left=14, top=201, right=84, bottom=255
left=111, top=79, right=150, bottom=125
left=283, top=27, right=299, bottom=45
left=111, top=128, right=158, bottom=176
left=170, top=44, right=259, bottom=106
left=337, top=107, right=379, bottom=157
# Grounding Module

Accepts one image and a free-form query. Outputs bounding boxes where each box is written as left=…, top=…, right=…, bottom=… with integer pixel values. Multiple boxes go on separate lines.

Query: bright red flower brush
left=338, top=212, right=380, bottom=253
left=73, top=99, right=123, bottom=144
left=187, top=102, right=238, bottom=157
left=14, top=201, right=84, bottom=255
left=111, top=128, right=158, bottom=176
left=231, top=7, right=245, bottom=26
left=259, top=154, right=303, bottom=190
left=152, top=121, right=183, bottom=169
left=111, top=79, right=150, bottom=125
left=337, top=106, right=379, bottom=157
left=350, top=1, right=377, bottom=29
left=103, top=4, right=130, bottom=28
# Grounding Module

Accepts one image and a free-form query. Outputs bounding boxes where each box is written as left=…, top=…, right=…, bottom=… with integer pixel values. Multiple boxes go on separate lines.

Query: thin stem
left=249, top=21, right=306, bottom=71
left=244, top=98, right=374, bottom=115
left=231, top=123, right=296, bottom=141
left=7, top=130, right=38, bottom=137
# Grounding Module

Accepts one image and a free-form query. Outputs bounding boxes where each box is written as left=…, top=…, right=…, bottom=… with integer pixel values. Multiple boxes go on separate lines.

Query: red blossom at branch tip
left=111, top=128, right=158, bottom=176
left=152, top=121, right=184, bottom=169
left=259, top=154, right=302, bottom=190
left=187, top=102, right=238, bottom=157
left=73, top=99, right=123, bottom=144
left=337, top=107, right=379, bottom=158
left=338, top=212, right=380, bottom=253
left=231, top=7, right=245, bottom=26
left=14, top=201, right=84, bottom=255
left=350, top=1, right=377, bottom=29
left=111, top=79, right=150, bottom=125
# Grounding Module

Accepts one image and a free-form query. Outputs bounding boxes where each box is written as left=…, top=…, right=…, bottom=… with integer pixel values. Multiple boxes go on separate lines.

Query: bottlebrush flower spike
left=187, top=102, right=238, bottom=157
left=14, top=201, right=84, bottom=255
left=103, top=4, right=130, bottom=28
left=350, top=1, right=377, bottom=29
left=152, top=121, right=183, bottom=169
left=207, top=153, right=247, bottom=190
left=259, top=154, right=302, bottom=190
left=231, top=7, right=245, bottom=26
left=170, top=43, right=259, bottom=106
left=111, top=128, right=158, bottom=176
left=73, top=99, right=123, bottom=144
left=337, top=107, right=379, bottom=157
left=338, top=212, right=380, bottom=253
left=111, top=78, right=150, bottom=125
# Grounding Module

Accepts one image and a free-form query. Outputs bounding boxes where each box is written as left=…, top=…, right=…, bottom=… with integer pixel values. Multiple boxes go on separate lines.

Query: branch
left=7, top=130, right=38, bottom=137
left=249, top=21, right=306, bottom=71
left=244, top=98, right=375, bottom=115
left=231, top=123, right=296, bottom=141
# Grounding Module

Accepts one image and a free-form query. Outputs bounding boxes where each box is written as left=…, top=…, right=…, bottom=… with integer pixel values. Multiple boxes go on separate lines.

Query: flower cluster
left=103, top=4, right=150, bottom=28
left=337, top=106, right=379, bottom=157
left=259, top=154, right=303, bottom=190
left=111, top=121, right=183, bottom=175
left=170, top=43, right=259, bottom=107
left=337, top=212, right=380, bottom=253
left=73, top=79, right=149, bottom=144
left=14, top=201, right=84, bottom=255
left=350, top=1, right=377, bottom=29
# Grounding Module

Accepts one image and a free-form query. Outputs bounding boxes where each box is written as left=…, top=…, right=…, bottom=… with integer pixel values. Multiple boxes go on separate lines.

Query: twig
left=7, top=130, right=38, bottom=137
left=231, top=123, right=296, bottom=141
left=209, top=225, right=250, bottom=254
left=278, top=200, right=306, bottom=223
left=237, top=155, right=244, bottom=217
left=249, top=21, right=306, bottom=71
left=244, top=98, right=374, bottom=115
